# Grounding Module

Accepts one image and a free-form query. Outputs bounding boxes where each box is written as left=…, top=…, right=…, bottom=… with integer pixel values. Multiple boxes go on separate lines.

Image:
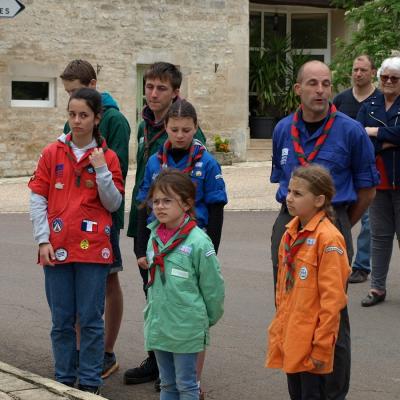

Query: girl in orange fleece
left=266, top=164, right=351, bottom=400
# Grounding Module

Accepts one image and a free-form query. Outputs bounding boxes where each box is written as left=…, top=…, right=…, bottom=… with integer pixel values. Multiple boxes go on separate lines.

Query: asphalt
left=0, top=161, right=276, bottom=400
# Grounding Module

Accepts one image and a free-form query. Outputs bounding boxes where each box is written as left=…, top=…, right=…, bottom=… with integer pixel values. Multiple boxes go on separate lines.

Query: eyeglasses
left=380, top=74, right=400, bottom=84
left=151, top=197, right=177, bottom=208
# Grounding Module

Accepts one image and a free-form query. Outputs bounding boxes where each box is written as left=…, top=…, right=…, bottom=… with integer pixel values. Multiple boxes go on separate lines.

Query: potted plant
left=211, top=135, right=233, bottom=166
left=249, top=35, right=306, bottom=139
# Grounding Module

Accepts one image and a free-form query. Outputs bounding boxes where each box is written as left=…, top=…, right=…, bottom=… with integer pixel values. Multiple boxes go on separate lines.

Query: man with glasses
left=333, top=55, right=380, bottom=284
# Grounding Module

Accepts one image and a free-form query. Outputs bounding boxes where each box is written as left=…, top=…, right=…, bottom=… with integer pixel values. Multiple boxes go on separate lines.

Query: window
left=11, top=78, right=56, bottom=107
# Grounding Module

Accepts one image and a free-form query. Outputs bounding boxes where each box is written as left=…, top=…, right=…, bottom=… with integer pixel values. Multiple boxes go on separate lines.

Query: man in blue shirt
left=270, top=60, right=379, bottom=400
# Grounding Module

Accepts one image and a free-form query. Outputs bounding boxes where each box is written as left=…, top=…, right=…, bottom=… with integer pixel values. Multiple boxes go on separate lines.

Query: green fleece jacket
left=64, top=92, right=130, bottom=229
left=144, top=218, right=225, bottom=353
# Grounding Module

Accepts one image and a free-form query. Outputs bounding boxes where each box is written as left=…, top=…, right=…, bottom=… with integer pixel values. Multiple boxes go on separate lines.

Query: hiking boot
left=78, top=384, right=101, bottom=395
left=124, top=356, right=159, bottom=385
left=102, top=352, right=119, bottom=379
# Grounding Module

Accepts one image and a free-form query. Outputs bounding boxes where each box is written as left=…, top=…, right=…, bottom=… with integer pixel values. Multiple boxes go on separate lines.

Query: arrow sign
left=0, top=0, right=25, bottom=18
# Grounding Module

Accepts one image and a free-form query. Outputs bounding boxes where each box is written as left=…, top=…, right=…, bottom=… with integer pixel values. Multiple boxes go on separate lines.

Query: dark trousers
left=287, top=372, right=326, bottom=400
left=271, top=204, right=352, bottom=400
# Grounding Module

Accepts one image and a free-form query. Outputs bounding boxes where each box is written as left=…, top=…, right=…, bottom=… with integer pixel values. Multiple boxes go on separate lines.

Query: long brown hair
left=292, top=164, right=336, bottom=222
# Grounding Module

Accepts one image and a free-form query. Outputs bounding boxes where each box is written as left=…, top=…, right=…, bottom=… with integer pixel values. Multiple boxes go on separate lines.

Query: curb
left=0, top=361, right=106, bottom=399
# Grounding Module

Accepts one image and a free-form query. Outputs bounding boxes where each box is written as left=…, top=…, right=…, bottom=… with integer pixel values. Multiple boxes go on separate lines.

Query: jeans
left=44, top=262, right=109, bottom=387
left=352, top=211, right=371, bottom=273
left=369, top=190, right=400, bottom=291
left=154, top=350, right=199, bottom=400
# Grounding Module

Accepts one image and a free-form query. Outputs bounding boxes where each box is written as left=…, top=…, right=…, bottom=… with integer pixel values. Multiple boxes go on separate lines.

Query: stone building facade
left=1, top=0, right=346, bottom=177
left=0, top=0, right=249, bottom=177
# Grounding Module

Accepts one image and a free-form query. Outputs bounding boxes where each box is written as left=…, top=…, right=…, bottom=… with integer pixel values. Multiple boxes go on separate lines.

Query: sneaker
left=348, top=269, right=368, bottom=284
left=154, top=377, right=161, bottom=392
left=102, top=352, right=119, bottom=379
left=124, top=356, right=159, bottom=385
left=78, top=384, right=101, bottom=395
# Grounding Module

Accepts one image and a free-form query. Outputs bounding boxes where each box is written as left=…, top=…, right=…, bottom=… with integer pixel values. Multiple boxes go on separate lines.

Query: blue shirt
left=271, top=110, right=379, bottom=205
left=137, top=144, right=228, bottom=228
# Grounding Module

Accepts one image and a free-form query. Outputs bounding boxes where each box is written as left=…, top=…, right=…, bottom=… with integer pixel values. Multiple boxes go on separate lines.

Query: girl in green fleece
left=142, top=169, right=225, bottom=400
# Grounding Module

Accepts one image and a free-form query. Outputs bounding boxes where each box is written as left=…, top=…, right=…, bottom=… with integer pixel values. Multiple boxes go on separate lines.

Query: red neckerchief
left=143, top=124, right=165, bottom=162
left=283, top=216, right=325, bottom=292
left=291, top=103, right=337, bottom=166
left=64, top=133, right=108, bottom=187
left=157, top=140, right=205, bottom=174
left=146, top=218, right=197, bottom=289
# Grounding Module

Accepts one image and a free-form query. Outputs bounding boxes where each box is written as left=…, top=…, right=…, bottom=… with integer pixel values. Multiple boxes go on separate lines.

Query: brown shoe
left=348, top=269, right=368, bottom=284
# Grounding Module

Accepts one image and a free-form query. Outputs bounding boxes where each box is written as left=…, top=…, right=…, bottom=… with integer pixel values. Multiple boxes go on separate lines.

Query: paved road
left=1, top=212, right=400, bottom=399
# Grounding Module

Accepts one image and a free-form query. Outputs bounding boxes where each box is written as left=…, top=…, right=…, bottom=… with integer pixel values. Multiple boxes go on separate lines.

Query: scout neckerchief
left=291, top=103, right=337, bottom=166
left=157, top=140, right=205, bottom=174
left=143, top=123, right=165, bottom=162
left=283, top=216, right=325, bottom=292
left=64, top=133, right=108, bottom=187
left=146, top=218, right=197, bottom=289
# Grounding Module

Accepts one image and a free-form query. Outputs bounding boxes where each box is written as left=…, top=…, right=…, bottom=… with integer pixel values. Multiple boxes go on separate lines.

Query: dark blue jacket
left=357, top=93, right=400, bottom=188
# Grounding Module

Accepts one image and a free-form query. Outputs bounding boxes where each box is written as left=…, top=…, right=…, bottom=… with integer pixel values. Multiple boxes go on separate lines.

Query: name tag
left=171, top=268, right=189, bottom=279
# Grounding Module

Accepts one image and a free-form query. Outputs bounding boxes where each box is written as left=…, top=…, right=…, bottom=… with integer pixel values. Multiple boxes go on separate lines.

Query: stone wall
left=0, top=0, right=249, bottom=177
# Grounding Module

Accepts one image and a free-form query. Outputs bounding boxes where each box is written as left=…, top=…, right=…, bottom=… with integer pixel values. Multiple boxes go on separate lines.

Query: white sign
left=0, top=0, right=24, bottom=18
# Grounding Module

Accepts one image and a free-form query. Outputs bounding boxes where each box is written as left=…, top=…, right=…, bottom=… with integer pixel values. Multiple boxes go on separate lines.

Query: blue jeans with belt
left=44, top=262, right=109, bottom=387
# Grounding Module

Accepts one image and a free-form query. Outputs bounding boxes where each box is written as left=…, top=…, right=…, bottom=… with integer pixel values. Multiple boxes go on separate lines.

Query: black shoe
left=154, top=377, right=161, bottom=392
left=62, top=382, right=75, bottom=388
left=348, top=269, right=369, bottom=283
left=78, top=384, right=101, bottom=395
left=361, top=291, right=386, bottom=307
left=102, top=352, right=119, bottom=379
left=124, top=356, right=159, bottom=385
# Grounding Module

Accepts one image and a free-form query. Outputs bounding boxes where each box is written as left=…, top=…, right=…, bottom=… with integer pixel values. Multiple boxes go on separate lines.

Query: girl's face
left=286, top=177, right=325, bottom=226
left=152, top=188, right=191, bottom=229
left=68, top=99, right=100, bottom=142
left=165, top=116, right=197, bottom=150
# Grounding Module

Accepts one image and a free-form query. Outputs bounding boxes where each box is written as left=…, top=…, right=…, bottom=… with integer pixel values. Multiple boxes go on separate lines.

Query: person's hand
left=137, top=257, right=149, bottom=270
left=39, top=243, right=55, bottom=266
left=365, top=127, right=378, bottom=137
left=89, top=148, right=106, bottom=168
left=310, top=357, right=324, bottom=370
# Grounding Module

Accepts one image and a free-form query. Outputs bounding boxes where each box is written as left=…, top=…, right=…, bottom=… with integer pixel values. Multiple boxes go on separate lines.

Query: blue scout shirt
left=137, top=142, right=228, bottom=228
left=271, top=110, right=379, bottom=205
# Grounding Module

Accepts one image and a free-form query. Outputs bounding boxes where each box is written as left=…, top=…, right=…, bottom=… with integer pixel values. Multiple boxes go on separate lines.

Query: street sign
left=0, top=0, right=25, bottom=18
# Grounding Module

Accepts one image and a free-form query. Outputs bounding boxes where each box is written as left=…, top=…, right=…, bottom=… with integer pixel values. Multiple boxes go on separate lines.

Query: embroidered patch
left=299, top=266, right=308, bottom=280
left=55, top=182, right=64, bottom=190
left=52, top=218, right=63, bottom=233
left=306, top=238, right=316, bottom=245
left=215, top=174, right=223, bottom=180
left=102, top=247, right=111, bottom=259
left=195, top=171, right=202, bottom=177
left=325, top=246, right=344, bottom=255
left=81, top=220, right=98, bottom=232
left=104, top=225, right=111, bottom=235
left=179, top=245, right=192, bottom=255
left=87, top=166, right=95, bottom=174
left=55, top=248, right=68, bottom=261
left=195, top=162, right=203, bottom=167
left=205, top=249, right=216, bottom=258
left=80, top=239, right=90, bottom=250
left=85, top=179, right=95, bottom=188
left=280, top=148, right=289, bottom=165
left=171, top=268, right=189, bottom=279
left=139, top=137, right=144, bottom=144
left=55, top=164, right=64, bottom=178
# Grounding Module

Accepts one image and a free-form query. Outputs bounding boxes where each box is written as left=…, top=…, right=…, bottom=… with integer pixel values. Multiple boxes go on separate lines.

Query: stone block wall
left=0, top=0, right=249, bottom=177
